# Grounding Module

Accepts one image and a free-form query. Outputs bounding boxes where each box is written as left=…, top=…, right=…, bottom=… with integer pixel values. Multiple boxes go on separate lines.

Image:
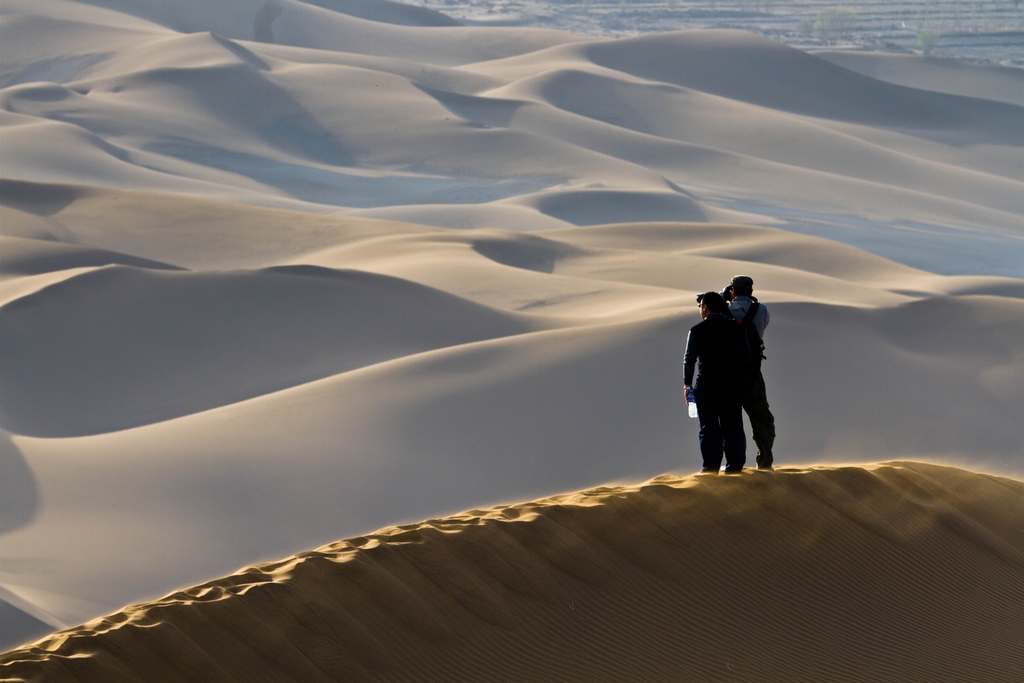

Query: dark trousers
left=742, top=369, right=776, bottom=469
left=695, top=385, right=746, bottom=472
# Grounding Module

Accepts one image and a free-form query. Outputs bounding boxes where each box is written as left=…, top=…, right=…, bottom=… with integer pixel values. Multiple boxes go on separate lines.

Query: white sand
left=1, top=0, right=1022, bottom=656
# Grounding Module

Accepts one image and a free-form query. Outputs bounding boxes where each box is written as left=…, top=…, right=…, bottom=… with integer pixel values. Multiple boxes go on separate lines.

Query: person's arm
left=683, top=329, right=697, bottom=388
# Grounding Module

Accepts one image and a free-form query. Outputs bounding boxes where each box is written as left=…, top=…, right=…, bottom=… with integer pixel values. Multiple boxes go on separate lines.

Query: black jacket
left=683, top=314, right=750, bottom=388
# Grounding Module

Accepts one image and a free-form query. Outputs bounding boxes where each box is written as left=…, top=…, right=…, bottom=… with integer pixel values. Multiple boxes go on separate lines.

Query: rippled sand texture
left=1, top=0, right=1022, bottom=655
left=4, top=463, right=1024, bottom=682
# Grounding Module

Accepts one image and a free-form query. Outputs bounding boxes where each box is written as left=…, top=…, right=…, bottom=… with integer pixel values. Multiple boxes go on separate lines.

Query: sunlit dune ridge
left=3, top=462, right=1023, bottom=682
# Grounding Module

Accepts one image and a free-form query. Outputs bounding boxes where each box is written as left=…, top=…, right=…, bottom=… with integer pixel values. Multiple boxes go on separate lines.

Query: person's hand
left=684, top=385, right=694, bottom=402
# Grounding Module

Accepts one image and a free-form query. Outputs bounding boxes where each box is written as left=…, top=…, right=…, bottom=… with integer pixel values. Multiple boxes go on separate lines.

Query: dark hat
left=730, top=275, right=754, bottom=288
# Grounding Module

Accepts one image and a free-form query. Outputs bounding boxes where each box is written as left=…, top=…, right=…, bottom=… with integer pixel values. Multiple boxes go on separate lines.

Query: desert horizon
left=1, top=0, right=1022, bottom=676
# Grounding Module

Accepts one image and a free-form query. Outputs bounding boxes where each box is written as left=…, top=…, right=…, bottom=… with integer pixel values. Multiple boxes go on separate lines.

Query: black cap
left=730, top=275, right=753, bottom=288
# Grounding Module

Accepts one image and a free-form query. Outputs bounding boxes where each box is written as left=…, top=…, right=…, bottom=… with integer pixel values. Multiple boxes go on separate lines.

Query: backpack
left=732, top=300, right=766, bottom=371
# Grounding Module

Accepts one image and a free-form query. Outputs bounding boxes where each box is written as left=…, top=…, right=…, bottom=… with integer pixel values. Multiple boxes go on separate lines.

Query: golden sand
left=4, top=462, right=1022, bottom=682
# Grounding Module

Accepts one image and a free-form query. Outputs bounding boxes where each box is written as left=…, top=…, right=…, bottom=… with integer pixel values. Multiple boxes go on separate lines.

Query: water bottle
left=687, top=390, right=698, bottom=419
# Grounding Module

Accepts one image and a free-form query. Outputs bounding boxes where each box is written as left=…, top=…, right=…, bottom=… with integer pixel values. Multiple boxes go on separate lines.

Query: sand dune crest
left=3, top=462, right=1022, bottom=682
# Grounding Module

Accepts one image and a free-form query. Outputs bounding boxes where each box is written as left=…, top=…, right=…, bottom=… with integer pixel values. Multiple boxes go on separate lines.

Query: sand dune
left=813, top=50, right=1024, bottom=107
left=584, top=31, right=1023, bottom=134
left=3, top=288, right=1021, bottom=639
left=2, top=0, right=1022, bottom=656
left=0, top=235, right=182, bottom=277
left=5, top=8, right=1020, bottom=241
left=0, top=264, right=551, bottom=437
left=3, top=462, right=1023, bottom=682
left=0, top=182, right=433, bottom=269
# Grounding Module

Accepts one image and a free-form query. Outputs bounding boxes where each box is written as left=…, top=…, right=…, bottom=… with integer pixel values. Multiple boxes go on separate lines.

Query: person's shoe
left=756, top=465, right=774, bottom=471
left=698, top=468, right=720, bottom=475
left=723, top=467, right=743, bottom=475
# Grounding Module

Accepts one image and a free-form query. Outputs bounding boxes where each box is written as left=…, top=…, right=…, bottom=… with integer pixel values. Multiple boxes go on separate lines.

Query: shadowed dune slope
left=2, top=462, right=1022, bottom=682
left=0, top=264, right=550, bottom=437
left=812, top=51, right=1024, bottom=107
left=0, top=235, right=183, bottom=277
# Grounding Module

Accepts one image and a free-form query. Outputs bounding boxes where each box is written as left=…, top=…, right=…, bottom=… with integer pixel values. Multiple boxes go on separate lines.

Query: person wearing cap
left=683, top=291, right=750, bottom=474
left=724, top=275, right=776, bottom=471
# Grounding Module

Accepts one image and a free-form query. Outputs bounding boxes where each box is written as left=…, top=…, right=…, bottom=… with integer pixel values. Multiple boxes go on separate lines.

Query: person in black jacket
left=683, top=291, right=750, bottom=474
